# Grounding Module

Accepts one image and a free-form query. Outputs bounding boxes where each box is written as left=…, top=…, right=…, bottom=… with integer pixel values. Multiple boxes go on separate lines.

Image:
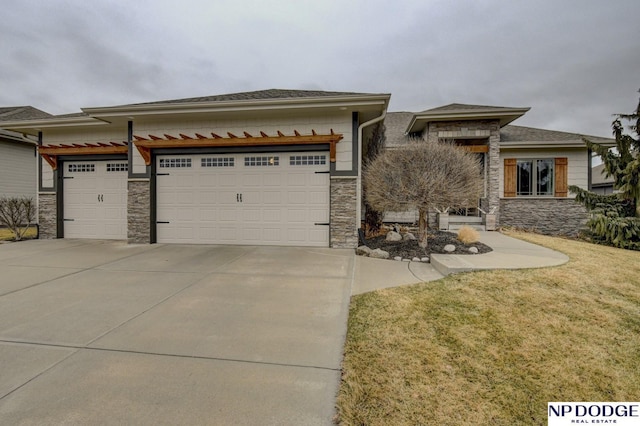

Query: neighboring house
left=2, top=90, right=390, bottom=248
left=384, top=104, right=616, bottom=235
left=1, top=92, right=615, bottom=246
left=591, top=163, right=616, bottom=195
left=0, top=106, right=52, bottom=200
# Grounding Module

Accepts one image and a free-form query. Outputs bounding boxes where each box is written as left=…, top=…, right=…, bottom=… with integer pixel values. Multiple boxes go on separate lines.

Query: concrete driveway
left=0, top=239, right=354, bottom=425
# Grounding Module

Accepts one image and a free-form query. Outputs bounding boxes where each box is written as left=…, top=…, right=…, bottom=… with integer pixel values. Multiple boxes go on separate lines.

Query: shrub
left=0, top=197, right=36, bottom=241
left=457, top=225, right=480, bottom=244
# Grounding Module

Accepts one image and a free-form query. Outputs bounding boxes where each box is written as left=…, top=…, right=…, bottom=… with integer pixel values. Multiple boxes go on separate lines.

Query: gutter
left=356, top=107, right=388, bottom=227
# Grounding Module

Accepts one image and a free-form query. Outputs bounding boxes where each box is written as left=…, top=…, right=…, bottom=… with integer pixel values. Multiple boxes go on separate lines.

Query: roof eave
left=501, top=141, right=592, bottom=149
left=83, top=94, right=391, bottom=118
left=405, top=108, right=531, bottom=134
left=1, top=116, right=111, bottom=135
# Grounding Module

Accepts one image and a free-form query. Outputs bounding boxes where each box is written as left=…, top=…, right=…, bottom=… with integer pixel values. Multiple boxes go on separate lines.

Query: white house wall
left=499, top=148, right=588, bottom=198
left=0, top=141, right=37, bottom=199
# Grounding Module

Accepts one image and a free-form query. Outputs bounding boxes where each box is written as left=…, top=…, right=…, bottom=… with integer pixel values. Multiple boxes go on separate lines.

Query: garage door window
left=160, top=158, right=192, bottom=168
left=289, top=155, right=326, bottom=166
left=201, top=157, right=235, bottom=167
left=68, top=163, right=95, bottom=173
left=106, top=163, right=128, bottom=172
left=244, top=156, right=279, bottom=166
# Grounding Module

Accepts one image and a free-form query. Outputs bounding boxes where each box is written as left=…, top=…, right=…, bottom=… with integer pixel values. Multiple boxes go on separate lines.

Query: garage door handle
left=314, top=222, right=330, bottom=226
left=157, top=221, right=170, bottom=224
left=64, top=219, right=75, bottom=222
left=237, top=193, right=243, bottom=202
left=315, top=171, right=330, bottom=174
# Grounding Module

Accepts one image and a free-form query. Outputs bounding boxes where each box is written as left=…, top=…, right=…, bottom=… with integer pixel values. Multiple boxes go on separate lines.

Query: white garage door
left=156, top=152, right=330, bottom=246
left=63, top=160, right=128, bottom=239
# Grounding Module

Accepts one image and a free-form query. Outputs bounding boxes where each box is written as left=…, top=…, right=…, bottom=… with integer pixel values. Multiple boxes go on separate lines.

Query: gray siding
left=0, top=141, right=37, bottom=199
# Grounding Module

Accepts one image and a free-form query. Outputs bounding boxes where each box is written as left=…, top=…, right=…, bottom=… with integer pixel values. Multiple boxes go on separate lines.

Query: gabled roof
left=384, top=112, right=414, bottom=147
left=1, top=89, right=390, bottom=135
left=123, top=89, right=381, bottom=106
left=592, top=163, right=615, bottom=187
left=500, top=125, right=615, bottom=148
left=0, top=107, right=49, bottom=145
left=0, top=106, right=52, bottom=121
left=406, top=103, right=530, bottom=133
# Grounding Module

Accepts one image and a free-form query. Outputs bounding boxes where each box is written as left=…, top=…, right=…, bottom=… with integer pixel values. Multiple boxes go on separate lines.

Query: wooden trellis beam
left=133, top=129, right=343, bottom=166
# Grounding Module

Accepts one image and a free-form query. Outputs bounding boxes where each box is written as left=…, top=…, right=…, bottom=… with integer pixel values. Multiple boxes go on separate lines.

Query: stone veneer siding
left=37, top=192, right=57, bottom=239
left=500, top=198, right=588, bottom=236
left=330, top=177, right=358, bottom=248
left=425, top=119, right=501, bottom=216
left=128, top=180, right=150, bottom=244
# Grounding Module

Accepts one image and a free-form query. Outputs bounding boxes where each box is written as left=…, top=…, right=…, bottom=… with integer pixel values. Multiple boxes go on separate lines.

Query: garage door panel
left=156, top=152, right=329, bottom=246
left=64, top=161, right=127, bottom=240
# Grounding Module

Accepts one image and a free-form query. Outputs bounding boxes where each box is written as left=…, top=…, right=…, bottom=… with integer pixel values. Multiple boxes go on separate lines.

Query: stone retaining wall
left=330, top=177, right=358, bottom=248
left=127, top=180, right=150, bottom=244
left=499, top=198, right=587, bottom=235
left=37, top=193, right=57, bottom=239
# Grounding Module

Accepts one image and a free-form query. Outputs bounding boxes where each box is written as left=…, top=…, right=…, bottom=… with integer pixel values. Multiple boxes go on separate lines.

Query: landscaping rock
left=444, top=244, right=456, bottom=253
left=468, top=247, right=479, bottom=254
left=393, top=256, right=403, bottom=261
left=370, top=248, right=390, bottom=259
left=421, top=257, right=430, bottom=262
left=356, top=246, right=372, bottom=256
left=403, top=232, right=416, bottom=241
left=402, top=258, right=411, bottom=262
left=411, top=257, right=421, bottom=262
left=386, top=231, right=402, bottom=242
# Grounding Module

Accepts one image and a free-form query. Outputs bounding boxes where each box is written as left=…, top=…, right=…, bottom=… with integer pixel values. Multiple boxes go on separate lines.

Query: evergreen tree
left=583, top=92, right=640, bottom=216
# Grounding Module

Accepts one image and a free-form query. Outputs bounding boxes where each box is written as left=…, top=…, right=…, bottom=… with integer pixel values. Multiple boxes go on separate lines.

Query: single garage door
left=156, top=152, right=330, bottom=246
left=63, top=160, right=128, bottom=239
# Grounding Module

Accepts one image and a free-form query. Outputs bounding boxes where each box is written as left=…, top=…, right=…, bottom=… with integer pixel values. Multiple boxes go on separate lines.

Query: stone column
left=487, top=121, right=501, bottom=225
left=37, top=192, right=57, bottom=239
left=330, top=177, right=358, bottom=248
left=128, top=179, right=150, bottom=244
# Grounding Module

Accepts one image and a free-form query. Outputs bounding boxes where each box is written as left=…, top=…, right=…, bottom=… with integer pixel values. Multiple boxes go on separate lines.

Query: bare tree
left=363, top=139, right=483, bottom=248
left=0, top=197, right=36, bottom=241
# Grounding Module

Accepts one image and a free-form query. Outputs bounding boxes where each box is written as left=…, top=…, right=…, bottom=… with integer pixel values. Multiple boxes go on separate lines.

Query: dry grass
left=457, top=225, right=480, bottom=244
left=337, top=230, right=640, bottom=425
left=0, top=227, right=37, bottom=241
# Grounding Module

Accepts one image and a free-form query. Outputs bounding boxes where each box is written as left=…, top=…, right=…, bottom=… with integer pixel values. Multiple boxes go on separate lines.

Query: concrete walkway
left=352, top=231, right=569, bottom=294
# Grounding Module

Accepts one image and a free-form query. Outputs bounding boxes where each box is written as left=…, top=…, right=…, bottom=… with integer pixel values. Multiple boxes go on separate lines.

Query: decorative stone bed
left=357, top=229, right=493, bottom=262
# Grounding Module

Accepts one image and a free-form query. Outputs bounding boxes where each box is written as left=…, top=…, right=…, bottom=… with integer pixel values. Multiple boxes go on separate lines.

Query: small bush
left=0, top=197, right=36, bottom=241
left=457, top=225, right=480, bottom=244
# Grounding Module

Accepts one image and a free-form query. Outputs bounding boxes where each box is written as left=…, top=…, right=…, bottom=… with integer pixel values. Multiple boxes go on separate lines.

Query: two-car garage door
left=155, top=152, right=330, bottom=246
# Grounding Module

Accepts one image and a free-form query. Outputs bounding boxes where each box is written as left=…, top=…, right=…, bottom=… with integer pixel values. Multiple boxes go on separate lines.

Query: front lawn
left=337, top=231, right=640, bottom=425
left=0, top=227, right=37, bottom=241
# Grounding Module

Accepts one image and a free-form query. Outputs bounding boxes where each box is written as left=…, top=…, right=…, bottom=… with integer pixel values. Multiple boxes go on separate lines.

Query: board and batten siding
left=498, top=148, right=588, bottom=198
left=131, top=111, right=355, bottom=175
left=0, top=141, right=37, bottom=199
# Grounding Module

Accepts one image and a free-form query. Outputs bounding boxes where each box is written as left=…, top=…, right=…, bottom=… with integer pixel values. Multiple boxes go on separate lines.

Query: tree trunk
left=418, top=208, right=428, bottom=249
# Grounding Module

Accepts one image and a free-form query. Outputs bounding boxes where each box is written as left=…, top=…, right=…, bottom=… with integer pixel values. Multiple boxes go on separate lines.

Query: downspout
left=356, top=107, right=387, bottom=227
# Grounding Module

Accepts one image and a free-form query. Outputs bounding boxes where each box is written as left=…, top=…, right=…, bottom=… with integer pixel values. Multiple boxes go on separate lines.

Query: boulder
left=412, top=257, right=420, bottom=262
left=403, top=232, right=416, bottom=241
left=370, top=248, right=390, bottom=259
left=421, top=257, right=430, bottom=263
left=386, top=231, right=402, bottom=242
left=444, top=244, right=456, bottom=253
left=468, top=246, right=479, bottom=254
left=356, top=246, right=372, bottom=256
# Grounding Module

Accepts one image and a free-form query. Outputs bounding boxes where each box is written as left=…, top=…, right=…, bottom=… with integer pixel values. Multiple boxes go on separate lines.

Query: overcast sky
left=2, top=0, right=638, bottom=137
